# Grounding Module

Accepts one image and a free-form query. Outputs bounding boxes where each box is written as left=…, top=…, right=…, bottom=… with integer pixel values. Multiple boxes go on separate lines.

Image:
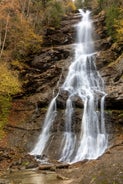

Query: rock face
left=93, top=11, right=123, bottom=146
left=0, top=10, right=123, bottom=167
left=5, top=13, right=81, bottom=153
left=93, top=11, right=123, bottom=109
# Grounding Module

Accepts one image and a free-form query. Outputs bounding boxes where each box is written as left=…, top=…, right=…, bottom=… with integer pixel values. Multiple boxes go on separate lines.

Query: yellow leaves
left=114, top=15, right=123, bottom=42
left=11, top=60, right=25, bottom=70
left=0, top=63, right=21, bottom=96
left=0, top=61, right=21, bottom=135
left=0, top=95, right=11, bottom=138
left=65, top=1, right=76, bottom=13
left=0, top=0, right=42, bottom=60
left=105, top=5, right=123, bottom=41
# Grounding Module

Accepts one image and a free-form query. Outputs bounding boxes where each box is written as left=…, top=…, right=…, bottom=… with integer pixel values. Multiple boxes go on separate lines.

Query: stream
left=0, top=170, right=71, bottom=184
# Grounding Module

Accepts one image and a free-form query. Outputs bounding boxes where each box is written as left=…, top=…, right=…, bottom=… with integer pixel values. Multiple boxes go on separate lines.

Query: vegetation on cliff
left=97, top=0, right=123, bottom=42
left=0, top=63, right=21, bottom=137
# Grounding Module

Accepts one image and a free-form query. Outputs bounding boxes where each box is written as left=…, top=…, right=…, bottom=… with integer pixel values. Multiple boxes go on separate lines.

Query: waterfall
left=30, top=10, right=108, bottom=163
left=30, top=96, right=58, bottom=156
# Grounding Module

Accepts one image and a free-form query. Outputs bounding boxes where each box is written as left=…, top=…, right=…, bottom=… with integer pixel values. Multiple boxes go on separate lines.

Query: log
left=57, top=174, right=69, bottom=180
left=38, top=163, right=70, bottom=170
left=38, top=164, right=55, bottom=171
left=56, top=163, right=70, bottom=169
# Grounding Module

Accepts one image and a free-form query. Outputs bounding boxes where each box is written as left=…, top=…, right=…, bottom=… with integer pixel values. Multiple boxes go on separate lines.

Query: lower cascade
left=30, top=10, right=108, bottom=163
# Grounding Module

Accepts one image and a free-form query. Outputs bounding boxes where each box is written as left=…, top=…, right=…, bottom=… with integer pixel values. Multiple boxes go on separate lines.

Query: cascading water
left=30, top=10, right=108, bottom=163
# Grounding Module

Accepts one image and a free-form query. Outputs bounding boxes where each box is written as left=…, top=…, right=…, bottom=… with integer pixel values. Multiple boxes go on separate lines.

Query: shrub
left=0, top=0, right=42, bottom=61
left=74, top=0, right=83, bottom=9
left=45, top=1, right=65, bottom=28
left=105, top=5, right=120, bottom=39
left=96, top=0, right=123, bottom=41
left=0, top=95, right=11, bottom=138
left=97, top=0, right=106, bottom=10
left=65, top=1, right=76, bottom=13
left=0, top=63, right=21, bottom=138
left=114, top=9, right=123, bottom=42
left=0, top=63, right=21, bottom=95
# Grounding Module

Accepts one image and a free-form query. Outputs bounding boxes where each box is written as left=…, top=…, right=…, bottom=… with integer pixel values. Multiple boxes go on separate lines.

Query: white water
left=30, top=95, right=58, bottom=156
left=30, top=10, right=108, bottom=163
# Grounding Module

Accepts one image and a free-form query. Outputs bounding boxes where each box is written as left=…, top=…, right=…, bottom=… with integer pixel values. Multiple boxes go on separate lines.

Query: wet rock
left=56, top=90, right=69, bottom=109
left=43, top=15, right=80, bottom=46
left=105, top=96, right=123, bottom=110
left=31, top=48, right=70, bottom=71
left=0, top=179, right=9, bottom=184
left=38, top=163, right=69, bottom=171
left=57, top=174, right=69, bottom=180
left=71, top=96, right=84, bottom=108
left=100, top=54, right=123, bottom=109
left=56, top=90, right=84, bottom=109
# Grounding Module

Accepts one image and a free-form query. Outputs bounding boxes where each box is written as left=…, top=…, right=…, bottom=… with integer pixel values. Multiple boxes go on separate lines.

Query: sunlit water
left=1, top=170, right=71, bottom=184
left=30, top=10, right=108, bottom=163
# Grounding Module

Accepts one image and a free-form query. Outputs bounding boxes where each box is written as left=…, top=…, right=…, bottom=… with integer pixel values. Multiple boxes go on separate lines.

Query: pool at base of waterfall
left=0, top=170, right=72, bottom=184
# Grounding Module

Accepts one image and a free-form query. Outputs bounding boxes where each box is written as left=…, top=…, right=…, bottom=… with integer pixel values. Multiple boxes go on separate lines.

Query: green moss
left=105, top=5, right=120, bottom=39
left=41, top=107, right=48, bottom=113
left=22, top=161, right=30, bottom=166
left=105, top=110, right=113, bottom=114
left=118, top=113, right=123, bottom=118
left=45, top=1, right=65, bottom=28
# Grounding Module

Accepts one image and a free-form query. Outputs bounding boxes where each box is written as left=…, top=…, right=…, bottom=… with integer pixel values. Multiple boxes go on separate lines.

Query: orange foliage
left=114, top=8, right=123, bottom=42
left=0, top=0, right=42, bottom=61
